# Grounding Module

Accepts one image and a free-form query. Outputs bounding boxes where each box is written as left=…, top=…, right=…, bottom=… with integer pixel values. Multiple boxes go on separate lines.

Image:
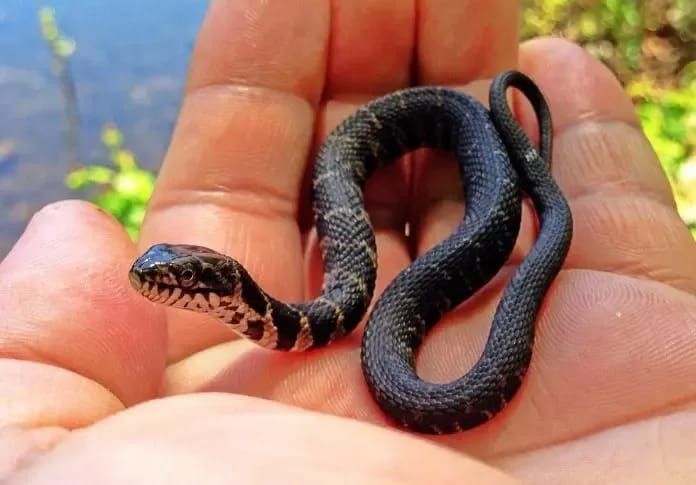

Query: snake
left=128, top=70, right=573, bottom=434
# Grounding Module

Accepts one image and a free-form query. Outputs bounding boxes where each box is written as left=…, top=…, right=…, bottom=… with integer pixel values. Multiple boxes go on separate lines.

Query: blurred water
left=0, top=0, right=207, bottom=257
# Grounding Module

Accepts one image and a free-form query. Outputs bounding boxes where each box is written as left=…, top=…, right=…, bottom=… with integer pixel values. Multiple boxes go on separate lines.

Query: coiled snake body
left=129, top=70, right=573, bottom=434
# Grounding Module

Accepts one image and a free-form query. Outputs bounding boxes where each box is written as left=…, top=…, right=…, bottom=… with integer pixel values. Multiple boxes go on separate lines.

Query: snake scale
left=129, top=70, right=573, bottom=434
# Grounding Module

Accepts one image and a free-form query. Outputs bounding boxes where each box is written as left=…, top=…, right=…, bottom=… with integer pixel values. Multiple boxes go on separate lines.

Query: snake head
left=129, top=243, right=239, bottom=305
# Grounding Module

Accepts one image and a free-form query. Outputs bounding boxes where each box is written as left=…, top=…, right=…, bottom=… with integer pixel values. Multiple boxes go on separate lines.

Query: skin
left=1, top=0, right=695, bottom=483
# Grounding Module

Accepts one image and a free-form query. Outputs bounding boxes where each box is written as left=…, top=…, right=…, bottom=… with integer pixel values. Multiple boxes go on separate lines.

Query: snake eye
left=179, top=268, right=196, bottom=287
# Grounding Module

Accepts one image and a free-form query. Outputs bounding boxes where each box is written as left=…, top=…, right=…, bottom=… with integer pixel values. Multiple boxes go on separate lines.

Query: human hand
left=3, top=1, right=696, bottom=483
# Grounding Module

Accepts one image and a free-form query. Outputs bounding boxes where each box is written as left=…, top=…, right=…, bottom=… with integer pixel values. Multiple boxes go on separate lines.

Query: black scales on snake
left=129, top=70, right=573, bottom=434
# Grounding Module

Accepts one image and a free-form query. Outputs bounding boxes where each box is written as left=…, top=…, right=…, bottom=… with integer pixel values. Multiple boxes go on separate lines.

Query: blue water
left=0, top=0, right=207, bottom=256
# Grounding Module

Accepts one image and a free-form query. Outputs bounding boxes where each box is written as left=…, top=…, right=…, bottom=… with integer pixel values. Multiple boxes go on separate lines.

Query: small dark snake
left=129, top=70, right=573, bottom=434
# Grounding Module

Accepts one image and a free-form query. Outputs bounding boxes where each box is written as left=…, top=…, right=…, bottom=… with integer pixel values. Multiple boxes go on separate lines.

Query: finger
left=517, top=38, right=696, bottom=293
left=302, top=0, right=417, bottom=234
left=409, top=1, right=526, bottom=259
left=8, top=394, right=520, bottom=485
left=324, top=0, right=415, bottom=96
left=314, top=0, right=420, bottom=227
left=306, top=0, right=420, bottom=326
left=138, top=0, right=331, bottom=360
left=415, top=0, right=519, bottom=84
left=0, top=201, right=165, bottom=428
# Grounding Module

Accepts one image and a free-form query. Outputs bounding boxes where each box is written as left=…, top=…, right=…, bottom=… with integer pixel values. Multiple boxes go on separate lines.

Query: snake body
left=129, top=70, right=573, bottom=434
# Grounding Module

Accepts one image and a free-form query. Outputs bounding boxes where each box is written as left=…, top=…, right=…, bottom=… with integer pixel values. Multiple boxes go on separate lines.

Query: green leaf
left=101, top=125, right=124, bottom=150
left=111, top=169, right=155, bottom=203
left=112, top=149, right=137, bottom=170
left=125, top=225, right=140, bottom=241
left=38, top=7, right=59, bottom=42
left=94, top=190, right=131, bottom=220
left=54, top=38, right=76, bottom=58
left=65, top=166, right=115, bottom=189
left=125, top=204, right=147, bottom=228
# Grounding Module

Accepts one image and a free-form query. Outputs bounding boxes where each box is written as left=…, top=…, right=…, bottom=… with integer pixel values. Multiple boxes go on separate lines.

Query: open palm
left=3, top=1, right=696, bottom=483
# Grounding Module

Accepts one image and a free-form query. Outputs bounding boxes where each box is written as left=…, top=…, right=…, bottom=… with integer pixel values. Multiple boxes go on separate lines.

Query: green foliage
left=65, top=125, right=156, bottom=239
left=39, top=7, right=155, bottom=239
left=631, top=75, right=695, bottom=178
left=522, top=0, right=647, bottom=79
left=38, top=7, right=76, bottom=58
left=522, top=0, right=696, bottom=238
left=631, top=72, right=696, bottom=237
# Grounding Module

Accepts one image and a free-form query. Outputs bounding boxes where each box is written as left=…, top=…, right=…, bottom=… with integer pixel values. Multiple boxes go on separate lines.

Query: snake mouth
left=133, top=279, right=189, bottom=306
left=128, top=265, right=185, bottom=305
left=128, top=268, right=144, bottom=290
left=132, top=277, right=224, bottom=313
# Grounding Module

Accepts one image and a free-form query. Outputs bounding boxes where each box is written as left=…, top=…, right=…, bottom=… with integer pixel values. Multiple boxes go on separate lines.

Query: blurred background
left=0, top=0, right=694, bottom=258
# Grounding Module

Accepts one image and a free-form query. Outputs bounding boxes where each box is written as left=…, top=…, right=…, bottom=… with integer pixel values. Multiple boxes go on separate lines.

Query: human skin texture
left=1, top=1, right=695, bottom=483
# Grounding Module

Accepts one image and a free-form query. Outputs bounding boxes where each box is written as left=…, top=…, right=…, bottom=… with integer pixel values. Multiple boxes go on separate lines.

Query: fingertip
left=186, top=0, right=329, bottom=103
left=0, top=200, right=166, bottom=407
left=29, top=199, right=120, bottom=229
left=326, top=0, right=414, bottom=95
left=517, top=37, right=639, bottom=134
left=417, top=0, right=519, bottom=84
left=2, top=200, right=124, bottom=270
